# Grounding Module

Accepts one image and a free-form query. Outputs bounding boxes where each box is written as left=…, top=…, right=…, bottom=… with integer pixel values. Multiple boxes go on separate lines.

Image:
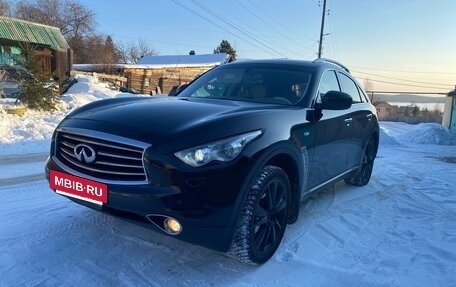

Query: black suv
left=46, top=59, right=379, bottom=264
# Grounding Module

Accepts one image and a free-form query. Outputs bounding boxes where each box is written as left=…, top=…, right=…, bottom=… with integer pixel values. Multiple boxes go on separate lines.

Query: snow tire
left=228, top=165, right=290, bottom=264
left=345, top=137, right=377, bottom=186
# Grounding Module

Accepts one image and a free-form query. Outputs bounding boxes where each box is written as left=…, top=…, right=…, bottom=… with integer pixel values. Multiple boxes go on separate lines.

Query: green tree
left=214, top=40, right=236, bottom=62
left=15, top=44, right=58, bottom=111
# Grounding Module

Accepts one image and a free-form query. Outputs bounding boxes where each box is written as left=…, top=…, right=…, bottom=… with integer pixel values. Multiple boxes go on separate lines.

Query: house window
left=144, top=78, right=150, bottom=87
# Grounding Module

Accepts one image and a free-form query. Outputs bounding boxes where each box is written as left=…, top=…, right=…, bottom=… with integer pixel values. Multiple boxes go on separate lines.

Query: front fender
left=231, top=141, right=306, bottom=230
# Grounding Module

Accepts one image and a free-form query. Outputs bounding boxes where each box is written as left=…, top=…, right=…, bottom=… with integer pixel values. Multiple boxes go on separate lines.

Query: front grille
left=56, top=131, right=147, bottom=182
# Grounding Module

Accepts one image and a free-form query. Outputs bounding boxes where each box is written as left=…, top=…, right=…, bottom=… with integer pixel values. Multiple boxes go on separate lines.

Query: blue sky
left=77, top=0, right=455, bottom=94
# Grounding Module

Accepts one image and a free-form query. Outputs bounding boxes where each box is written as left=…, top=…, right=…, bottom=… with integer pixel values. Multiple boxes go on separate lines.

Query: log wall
left=124, top=66, right=212, bottom=95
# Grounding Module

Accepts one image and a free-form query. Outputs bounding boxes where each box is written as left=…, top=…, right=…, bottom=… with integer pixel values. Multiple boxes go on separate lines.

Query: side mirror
left=319, top=90, right=352, bottom=110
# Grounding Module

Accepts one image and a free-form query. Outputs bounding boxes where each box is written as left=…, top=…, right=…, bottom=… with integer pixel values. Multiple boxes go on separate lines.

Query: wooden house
left=125, top=53, right=229, bottom=94
left=72, top=53, right=229, bottom=94
left=373, top=101, right=398, bottom=120
left=0, top=16, right=72, bottom=81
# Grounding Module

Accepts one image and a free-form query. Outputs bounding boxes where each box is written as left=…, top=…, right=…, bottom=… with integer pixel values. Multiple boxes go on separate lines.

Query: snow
left=0, top=74, right=146, bottom=156
left=137, top=53, right=229, bottom=67
left=380, top=121, right=456, bottom=145
left=73, top=53, right=229, bottom=71
left=1, top=75, right=456, bottom=286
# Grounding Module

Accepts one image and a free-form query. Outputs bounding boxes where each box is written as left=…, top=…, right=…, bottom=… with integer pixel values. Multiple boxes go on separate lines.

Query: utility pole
left=317, top=0, right=327, bottom=58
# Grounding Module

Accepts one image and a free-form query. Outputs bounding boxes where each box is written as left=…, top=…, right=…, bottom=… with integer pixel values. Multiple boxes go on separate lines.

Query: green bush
left=18, top=80, right=57, bottom=111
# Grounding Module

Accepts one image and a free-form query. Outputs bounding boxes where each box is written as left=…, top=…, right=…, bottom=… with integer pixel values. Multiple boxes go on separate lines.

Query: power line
left=189, top=0, right=288, bottom=58
left=234, top=0, right=315, bottom=56
left=366, top=91, right=447, bottom=95
left=246, top=0, right=316, bottom=42
left=352, top=66, right=456, bottom=75
left=356, top=76, right=452, bottom=90
left=353, top=70, right=453, bottom=87
left=206, top=1, right=306, bottom=58
left=326, top=0, right=340, bottom=60
left=171, top=0, right=285, bottom=57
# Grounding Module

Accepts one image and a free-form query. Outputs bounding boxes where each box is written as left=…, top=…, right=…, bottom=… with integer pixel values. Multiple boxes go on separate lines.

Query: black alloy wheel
left=229, top=165, right=290, bottom=264
left=345, top=137, right=377, bottom=186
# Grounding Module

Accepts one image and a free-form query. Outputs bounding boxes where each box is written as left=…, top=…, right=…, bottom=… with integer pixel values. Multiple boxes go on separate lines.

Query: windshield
left=178, top=65, right=312, bottom=105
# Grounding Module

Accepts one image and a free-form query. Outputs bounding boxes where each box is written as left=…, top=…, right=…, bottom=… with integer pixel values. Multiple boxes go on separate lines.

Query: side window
left=338, top=72, right=363, bottom=103
left=357, top=85, right=370, bottom=103
left=316, top=70, right=340, bottom=103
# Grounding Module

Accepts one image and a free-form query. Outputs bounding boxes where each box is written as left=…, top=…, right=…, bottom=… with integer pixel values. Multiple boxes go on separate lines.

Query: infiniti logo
left=74, top=144, right=97, bottom=164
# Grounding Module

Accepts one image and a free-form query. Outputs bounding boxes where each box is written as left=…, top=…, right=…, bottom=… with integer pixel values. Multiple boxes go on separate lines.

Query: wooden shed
left=0, top=16, right=72, bottom=81
left=125, top=53, right=229, bottom=94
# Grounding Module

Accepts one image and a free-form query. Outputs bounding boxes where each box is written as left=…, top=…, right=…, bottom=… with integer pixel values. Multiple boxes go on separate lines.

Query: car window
left=316, top=70, right=340, bottom=103
left=338, top=72, right=363, bottom=103
left=180, top=66, right=312, bottom=105
left=357, top=84, right=370, bottom=103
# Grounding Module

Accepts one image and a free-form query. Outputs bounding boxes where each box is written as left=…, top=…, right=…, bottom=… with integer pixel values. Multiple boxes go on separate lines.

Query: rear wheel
left=229, top=165, right=290, bottom=264
left=345, top=137, right=377, bottom=186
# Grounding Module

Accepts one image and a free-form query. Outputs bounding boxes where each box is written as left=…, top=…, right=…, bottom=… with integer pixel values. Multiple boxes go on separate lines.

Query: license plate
left=50, top=170, right=108, bottom=205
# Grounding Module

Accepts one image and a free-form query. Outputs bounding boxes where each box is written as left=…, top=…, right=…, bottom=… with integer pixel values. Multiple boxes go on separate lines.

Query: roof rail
left=313, top=58, right=350, bottom=73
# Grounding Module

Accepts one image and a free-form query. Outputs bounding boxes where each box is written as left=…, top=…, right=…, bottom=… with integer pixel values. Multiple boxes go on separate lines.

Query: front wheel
left=345, top=137, right=377, bottom=186
left=229, top=165, right=290, bottom=264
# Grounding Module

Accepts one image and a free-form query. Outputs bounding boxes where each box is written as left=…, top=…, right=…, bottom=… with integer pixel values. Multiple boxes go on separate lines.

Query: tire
left=345, top=137, right=377, bottom=186
left=228, top=165, right=290, bottom=264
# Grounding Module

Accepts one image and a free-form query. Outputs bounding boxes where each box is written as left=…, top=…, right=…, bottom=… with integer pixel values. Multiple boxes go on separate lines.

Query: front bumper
left=45, top=155, right=254, bottom=252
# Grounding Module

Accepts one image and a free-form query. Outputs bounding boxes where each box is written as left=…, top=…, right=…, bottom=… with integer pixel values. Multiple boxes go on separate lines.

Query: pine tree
left=214, top=40, right=237, bottom=62
left=15, top=44, right=58, bottom=111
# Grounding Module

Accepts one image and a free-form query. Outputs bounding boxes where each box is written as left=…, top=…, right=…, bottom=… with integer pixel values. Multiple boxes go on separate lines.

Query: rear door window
left=337, top=72, right=363, bottom=103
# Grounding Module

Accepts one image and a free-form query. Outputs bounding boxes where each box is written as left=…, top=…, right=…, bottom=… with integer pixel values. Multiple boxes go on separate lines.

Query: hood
left=63, top=96, right=289, bottom=145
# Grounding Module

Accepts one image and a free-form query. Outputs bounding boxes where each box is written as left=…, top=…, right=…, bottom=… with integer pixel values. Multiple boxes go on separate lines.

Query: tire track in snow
left=0, top=152, right=48, bottom=164
left=0, top=173, right=44, bottom=187
left=0, top=152, right=47, bottom=187
left=277, top=183, right=378, bottom=263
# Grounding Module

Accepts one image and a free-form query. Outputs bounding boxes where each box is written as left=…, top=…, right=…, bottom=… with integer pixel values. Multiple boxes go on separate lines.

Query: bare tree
left=14, top=0, right=95, bottom=38
left=72, top=34, right=119, bottom=65
left=13, top=0, right=96, bottom=63
left=0, top=0, right=11, bottom=16
left=117, top=38, right=157, bottom=64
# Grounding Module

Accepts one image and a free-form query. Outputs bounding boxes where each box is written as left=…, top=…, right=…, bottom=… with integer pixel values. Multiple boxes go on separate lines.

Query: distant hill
left=372, top=94, right=445, bottom=103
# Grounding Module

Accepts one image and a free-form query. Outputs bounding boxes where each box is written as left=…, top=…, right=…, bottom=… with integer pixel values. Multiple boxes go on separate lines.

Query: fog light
left=164, top=217, right=182, bottom=235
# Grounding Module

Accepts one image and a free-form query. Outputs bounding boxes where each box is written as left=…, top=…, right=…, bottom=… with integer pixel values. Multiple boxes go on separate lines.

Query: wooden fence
left=70, top=70, right=127, bottom=88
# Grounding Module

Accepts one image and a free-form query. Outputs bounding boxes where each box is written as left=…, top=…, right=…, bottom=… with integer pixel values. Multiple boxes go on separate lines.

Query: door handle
left=366, top=114, right=373, bottom=121
left=344, top=118, right=353, bottom=126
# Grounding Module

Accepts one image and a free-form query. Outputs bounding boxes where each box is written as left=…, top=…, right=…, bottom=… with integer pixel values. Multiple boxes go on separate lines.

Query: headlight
left=174, top=130, right=262, bottom=167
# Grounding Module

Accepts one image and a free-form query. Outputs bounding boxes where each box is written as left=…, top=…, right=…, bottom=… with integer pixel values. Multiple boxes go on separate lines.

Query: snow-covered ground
left=1, top=75, right=456, bottom=286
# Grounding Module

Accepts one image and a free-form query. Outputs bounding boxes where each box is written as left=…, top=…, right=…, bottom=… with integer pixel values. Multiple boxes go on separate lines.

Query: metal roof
left=0, top=16, right=69, bottom=51
left=138, top=53, right=229, bottom=67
